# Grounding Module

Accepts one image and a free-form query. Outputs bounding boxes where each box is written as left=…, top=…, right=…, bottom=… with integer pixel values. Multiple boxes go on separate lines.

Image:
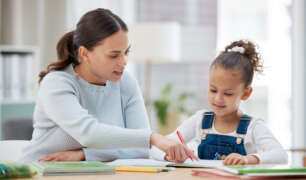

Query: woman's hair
left=38, top=8, right=128, bottom=83
left=211, top=40, right=263, bottom=87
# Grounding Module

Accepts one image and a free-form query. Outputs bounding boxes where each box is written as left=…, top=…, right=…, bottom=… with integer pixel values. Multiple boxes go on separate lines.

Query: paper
left=107, top=159, right=223, bottom=168
left=106, top=159, right=170, bottom=167
left=166, top=159, right=224, bottom=168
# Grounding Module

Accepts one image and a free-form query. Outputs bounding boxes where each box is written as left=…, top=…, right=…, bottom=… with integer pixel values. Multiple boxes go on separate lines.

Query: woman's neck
left=74, top=63, right=107, bottom=86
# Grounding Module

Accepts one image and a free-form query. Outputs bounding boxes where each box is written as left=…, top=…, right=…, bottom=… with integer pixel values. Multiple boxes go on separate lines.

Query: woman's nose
left=119, top=56, right=127, bottom=67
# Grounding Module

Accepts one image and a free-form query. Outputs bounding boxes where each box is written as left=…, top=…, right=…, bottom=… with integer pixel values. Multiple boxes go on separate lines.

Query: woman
left=20, top=8, right=196, bottom=163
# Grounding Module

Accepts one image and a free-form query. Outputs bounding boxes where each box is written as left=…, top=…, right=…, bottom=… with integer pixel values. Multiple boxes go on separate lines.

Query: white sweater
left=150, top=109, right=288, bottom=164
left=20, top=65, right=152, bottom=162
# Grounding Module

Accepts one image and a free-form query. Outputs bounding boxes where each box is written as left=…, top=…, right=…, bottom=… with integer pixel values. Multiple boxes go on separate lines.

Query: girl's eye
left=210, top=89, right=217, bottom=93
left=224, top=93, right=232, bottom=96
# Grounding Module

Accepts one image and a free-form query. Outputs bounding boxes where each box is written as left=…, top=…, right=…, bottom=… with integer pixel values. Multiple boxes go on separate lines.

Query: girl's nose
left=215, top=93, right=223, bottom=103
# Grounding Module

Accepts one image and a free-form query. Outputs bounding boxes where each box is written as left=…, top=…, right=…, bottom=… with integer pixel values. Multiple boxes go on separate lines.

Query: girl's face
left=208, top=65, right=252, bottom=118
left=80, top=30, right=130, bottom=85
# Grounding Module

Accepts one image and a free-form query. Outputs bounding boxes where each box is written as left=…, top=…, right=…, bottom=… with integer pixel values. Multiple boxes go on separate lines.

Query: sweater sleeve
left=39, top=73, right=152, bottom=150
left=249, top=120, right=288, bottom=164
left=83, top=148, right=149, bottom=161
left=121, top=72, right=151, bottom=130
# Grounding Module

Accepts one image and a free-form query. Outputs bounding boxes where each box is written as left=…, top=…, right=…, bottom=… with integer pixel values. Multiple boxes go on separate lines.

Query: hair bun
left=225, top=40, right=263, bottom=73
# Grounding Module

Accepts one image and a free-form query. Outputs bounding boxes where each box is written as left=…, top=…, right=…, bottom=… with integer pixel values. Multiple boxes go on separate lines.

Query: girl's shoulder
left=246, top=115, right=266, bottom=131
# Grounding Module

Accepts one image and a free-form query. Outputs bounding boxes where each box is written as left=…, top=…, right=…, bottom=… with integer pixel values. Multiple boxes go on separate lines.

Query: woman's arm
left=150, top=110, right=203, bottom=161
left=82, top=72, right=151, bottom=161
left=40, top=73, right=152, bottom=150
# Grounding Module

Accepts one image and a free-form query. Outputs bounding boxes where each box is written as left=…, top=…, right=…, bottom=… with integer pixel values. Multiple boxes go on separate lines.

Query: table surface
left=14, top=168, right=306, bottom=180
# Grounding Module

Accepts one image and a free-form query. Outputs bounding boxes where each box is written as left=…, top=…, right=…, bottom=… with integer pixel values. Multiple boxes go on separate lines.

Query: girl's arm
left=249, top=119, right=288, bottom=164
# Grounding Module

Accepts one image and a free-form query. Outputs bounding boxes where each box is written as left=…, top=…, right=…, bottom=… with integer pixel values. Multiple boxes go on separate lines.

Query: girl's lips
left=213, top=104, right=226, bottom=109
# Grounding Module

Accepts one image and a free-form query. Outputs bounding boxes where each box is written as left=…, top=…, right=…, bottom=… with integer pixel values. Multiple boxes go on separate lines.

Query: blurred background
left=0, top=0, right=305, bottom=164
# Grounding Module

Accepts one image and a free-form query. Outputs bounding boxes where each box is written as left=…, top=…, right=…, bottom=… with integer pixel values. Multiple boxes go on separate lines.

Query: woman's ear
left=78, top=46, right=90, bottom=63
left=241, top=87, right=253, bottom=100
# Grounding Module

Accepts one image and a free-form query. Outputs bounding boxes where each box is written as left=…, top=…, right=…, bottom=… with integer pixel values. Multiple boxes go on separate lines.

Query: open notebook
left=107, top=159, right=223, bottom=168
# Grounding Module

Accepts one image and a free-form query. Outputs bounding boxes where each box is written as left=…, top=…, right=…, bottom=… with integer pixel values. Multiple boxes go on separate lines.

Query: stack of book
left=33, top=161, right=115, bottom=176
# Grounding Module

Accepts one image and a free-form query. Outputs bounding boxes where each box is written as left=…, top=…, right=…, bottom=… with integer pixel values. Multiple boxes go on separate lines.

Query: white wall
left=292, top=0, right=305, bottom=151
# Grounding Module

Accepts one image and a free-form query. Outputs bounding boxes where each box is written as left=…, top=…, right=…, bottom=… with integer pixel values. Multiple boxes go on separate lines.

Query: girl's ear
left=78, top=46, right=90, bottom=64
left=241, top=87, right=252, bottom=100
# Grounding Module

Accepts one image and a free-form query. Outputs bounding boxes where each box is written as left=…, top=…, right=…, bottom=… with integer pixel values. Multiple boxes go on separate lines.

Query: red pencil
left=176, top=130, right=193, bottom=161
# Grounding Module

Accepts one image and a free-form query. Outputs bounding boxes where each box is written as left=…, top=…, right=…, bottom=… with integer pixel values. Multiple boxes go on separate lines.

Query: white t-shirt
left=150, top=109, right=288, bottom=164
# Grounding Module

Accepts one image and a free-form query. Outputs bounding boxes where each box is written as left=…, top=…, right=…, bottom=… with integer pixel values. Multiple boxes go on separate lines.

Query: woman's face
left=81, top=30, right=130, bottom=85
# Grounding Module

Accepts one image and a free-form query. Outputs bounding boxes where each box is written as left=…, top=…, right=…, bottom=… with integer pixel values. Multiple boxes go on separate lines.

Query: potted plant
left=152, top=83, right=194, bottom=135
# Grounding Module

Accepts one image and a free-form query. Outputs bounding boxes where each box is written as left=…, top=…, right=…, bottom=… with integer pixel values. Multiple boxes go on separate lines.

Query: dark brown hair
left=38, top=8, right=128, bottom=83
left=211, top=40, right=263, bottom=87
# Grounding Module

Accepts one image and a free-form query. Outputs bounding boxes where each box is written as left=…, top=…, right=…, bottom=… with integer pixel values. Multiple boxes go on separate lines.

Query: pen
left=176, top=130, right=193, bottom=161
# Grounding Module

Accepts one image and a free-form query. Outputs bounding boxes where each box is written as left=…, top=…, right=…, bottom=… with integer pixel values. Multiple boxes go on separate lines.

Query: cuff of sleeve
left=248, top=153, right=262, bottom=163
left=83, top=148, right=94, bottom=161
left=149, top=146, right=166, bottom=161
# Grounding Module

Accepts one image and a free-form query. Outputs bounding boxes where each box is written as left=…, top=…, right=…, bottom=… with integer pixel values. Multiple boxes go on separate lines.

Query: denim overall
left=198, top=111, right=251, bottom=160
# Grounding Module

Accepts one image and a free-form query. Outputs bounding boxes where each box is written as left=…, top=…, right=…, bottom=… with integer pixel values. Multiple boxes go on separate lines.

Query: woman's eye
left=110, top=55, right=118, bottom=59
left=210, top=89, right=217, bottom=93
left=224, top=93, right=232, bottom=96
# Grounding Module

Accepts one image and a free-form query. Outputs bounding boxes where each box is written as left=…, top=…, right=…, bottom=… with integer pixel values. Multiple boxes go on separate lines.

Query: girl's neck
left=215, top=111, right=241, bottom=123
left=213, top=111, right=242, bottom=133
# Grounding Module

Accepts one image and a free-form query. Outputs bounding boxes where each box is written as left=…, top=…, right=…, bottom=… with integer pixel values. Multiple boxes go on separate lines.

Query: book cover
left=218, top=164, right=306, bottom=176
left=33, top=161, right=115, bottom=176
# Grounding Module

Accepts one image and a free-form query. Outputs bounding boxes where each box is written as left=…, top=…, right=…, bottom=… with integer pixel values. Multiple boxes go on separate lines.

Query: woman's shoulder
left=117, top=70, right=139, bottom=92
left=40, top=70, right=78, bottom=89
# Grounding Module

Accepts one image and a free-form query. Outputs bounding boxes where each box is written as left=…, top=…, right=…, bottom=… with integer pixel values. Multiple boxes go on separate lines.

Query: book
left=166, top=159, right=223, bottom=168
left=0, top=161, right=37, bottom=179
left=218, top=164, right=306, bottom=176
left=192, top=169, right=249, bottom=179
left=33, top=161, right=115, bottom=176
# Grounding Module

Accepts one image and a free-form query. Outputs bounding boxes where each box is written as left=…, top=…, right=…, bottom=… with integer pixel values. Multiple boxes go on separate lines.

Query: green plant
left=152, top=83, right=194, bottom=126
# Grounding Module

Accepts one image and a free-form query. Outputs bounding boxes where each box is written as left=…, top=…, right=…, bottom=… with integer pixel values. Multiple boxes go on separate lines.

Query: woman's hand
left=38, top=149, right=85, bottom=162
left=150, top=133, right=198, bottom=163
left=223, top=153, right=260, bottom=165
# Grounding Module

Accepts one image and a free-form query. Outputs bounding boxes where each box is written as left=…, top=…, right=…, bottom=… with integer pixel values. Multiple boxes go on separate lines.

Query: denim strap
left=202, top=111, right=214, bottom=129
left=236, top=115, right=251, bottom=134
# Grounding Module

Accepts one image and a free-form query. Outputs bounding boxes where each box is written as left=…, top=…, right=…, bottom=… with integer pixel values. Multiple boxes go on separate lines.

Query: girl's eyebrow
left=210, top=85, right=233, bottom=91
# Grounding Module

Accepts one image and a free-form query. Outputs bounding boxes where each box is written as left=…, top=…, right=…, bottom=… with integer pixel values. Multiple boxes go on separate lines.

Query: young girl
left=150, top=40, right=288, bottom=165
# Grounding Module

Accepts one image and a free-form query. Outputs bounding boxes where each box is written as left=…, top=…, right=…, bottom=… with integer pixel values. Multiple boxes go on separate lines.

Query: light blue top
left=21, top=65, right=152, bottom=162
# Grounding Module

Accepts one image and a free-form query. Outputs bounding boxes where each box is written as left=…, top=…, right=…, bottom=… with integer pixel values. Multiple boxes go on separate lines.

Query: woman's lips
left=113, top=70, right=123, bottom=76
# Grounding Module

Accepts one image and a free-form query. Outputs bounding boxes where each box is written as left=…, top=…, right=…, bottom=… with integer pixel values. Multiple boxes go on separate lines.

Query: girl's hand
left=223, top=153, right=248, bottom=165
left=150, top=132, right=198, bottom=163
left=223, top=153, right=260, bottom=165
left=38, top=149, right=85, bottom=162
